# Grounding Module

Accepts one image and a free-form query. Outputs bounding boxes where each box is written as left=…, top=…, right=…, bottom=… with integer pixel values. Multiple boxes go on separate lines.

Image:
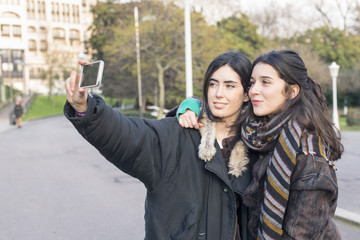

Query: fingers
left=78, top=60, right=90, bottom=65
left=65, top=61, right=89, bottom=111
left=67, top=71, right=78, bottom=95
left=178, top=110, right=202, bottom=129
left=190, top=114, right=199, bottom=129
left=65, top=77, right=72, bottom=97
left=65, top=71, right=85, bottom=98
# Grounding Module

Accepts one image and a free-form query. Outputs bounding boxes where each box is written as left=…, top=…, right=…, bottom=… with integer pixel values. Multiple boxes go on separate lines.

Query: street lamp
left=14, top=59, right=27, bottom=95
left=0, top=50, right=7, bottom=103
left=329, top=61, right=340, bottom=130
left=184, top=0, right=193, bottom=97
left=134, top=6, right=143, bottom=118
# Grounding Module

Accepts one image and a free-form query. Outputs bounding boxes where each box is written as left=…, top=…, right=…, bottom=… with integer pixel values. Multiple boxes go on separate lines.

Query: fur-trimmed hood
left=198, top=116, right=249, bottom=177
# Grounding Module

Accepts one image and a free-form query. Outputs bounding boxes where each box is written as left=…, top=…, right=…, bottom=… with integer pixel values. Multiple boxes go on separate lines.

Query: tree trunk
left=156, top=62, right=165, bottom=119
left=47, top=69, right=53, bottom=101
left=153, top=80, right=158, bottom=107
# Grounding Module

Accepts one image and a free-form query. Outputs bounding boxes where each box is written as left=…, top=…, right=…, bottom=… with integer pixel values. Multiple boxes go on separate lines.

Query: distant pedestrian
left=14, top=96, right=24, bottom=128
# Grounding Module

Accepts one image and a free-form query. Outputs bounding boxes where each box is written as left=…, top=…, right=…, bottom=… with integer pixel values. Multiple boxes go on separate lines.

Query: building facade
left=0, top=0, right=97, bottom=95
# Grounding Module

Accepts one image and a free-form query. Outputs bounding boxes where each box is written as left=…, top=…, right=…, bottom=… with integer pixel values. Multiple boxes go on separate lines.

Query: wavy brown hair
left=248, top=50, right=343, bottom=160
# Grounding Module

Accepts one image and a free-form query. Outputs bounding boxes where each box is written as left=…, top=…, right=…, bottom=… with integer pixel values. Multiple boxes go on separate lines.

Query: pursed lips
left=251, top=100, right=262, bottom=105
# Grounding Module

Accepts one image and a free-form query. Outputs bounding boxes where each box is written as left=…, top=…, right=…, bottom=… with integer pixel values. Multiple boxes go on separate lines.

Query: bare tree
left=41, top=49, right=77, bottom=100
left=313, top=0, right=359, bottom=34
left=248, top=3, right=279, bottom=39
left=352, top=2, right=360, bottom=34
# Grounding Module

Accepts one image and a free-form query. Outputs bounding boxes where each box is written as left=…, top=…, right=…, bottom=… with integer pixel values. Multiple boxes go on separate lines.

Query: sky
left=115, top=0, right=360, bottom=35
left=187, top=0, right=360, bottom=36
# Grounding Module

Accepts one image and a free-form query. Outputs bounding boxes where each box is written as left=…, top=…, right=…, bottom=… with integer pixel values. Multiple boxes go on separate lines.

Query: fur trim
left=198, top=116, right=249, bottom=177
left=198, top=117, right=216, bottom=161
left=228, top=141, right=249, bottom=177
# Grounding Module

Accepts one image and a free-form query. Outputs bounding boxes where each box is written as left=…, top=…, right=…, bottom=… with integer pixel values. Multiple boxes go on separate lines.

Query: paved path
left=335, top=131, right=360, bottom=227
left=0, top=116, right=146, bottom=240
left=0, top=114, right=359, bottom=239
left=0, top=102, right=14, bottom=131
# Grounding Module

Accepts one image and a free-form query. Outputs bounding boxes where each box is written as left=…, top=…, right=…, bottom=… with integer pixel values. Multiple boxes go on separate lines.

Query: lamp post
left=329, top=61, right=340, bottom=130
left=134, top=6, right=143, bottom=118
left=0, top=50, right=7, bottom=103
left=14, top=59, right=27, bottom=94
left=7, top=49, right=13, bottom=103
left=184, top=0, right=193, bottom=97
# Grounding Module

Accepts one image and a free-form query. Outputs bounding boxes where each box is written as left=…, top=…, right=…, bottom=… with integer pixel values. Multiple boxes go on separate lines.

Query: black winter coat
left=14, top=104, right=23, bottom=118
left=64, top=95, right=253, bottom=240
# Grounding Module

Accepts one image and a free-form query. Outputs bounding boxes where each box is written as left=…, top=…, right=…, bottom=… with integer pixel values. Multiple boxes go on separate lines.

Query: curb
left=335, top=208, right=360, bottom=227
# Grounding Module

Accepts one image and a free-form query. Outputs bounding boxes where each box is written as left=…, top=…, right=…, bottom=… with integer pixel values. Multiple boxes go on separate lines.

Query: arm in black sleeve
left=64, top=94, right=174, bottom=190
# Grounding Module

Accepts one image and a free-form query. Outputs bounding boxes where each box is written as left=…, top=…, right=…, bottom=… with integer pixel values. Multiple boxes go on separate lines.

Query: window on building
left=28, top=26, right=36, bottom=33
left=26, top=0, right=35, bottom=19
left=14, top=58, right=24, bottom=76
left=38, top=1, right=46, bottom=20
left=12, top=49, right=22, bottom=59
left=1, top=25, right=10, bottom=36
left=13, top=25, right=21, bottom=37
left=30, top=67, right=42, bottom=79
left=51, top=2, right=60, bottom=21
left=2, top=62, right=14, bottom=72
left=29, top=39, right=36, bottom=51
left=39, top=26, right=47, bottom=34
left=70, top=29, right=80, bottom=45
left=72, top=5, right=80, bottom=23
left=40, top=40, right=47, bottom=52
left=53, top=28, right=65, bottom=39
left=69, top=29, right=80, bottom=40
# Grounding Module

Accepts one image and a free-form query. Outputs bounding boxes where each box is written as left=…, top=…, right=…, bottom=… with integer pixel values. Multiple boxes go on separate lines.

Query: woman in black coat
left=14, top=96, right=24, bottom=128
left=64, top=51, right=255, bottom=240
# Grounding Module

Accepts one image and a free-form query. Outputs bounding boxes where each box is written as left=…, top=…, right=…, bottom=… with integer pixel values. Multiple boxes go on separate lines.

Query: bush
left=346, top=108, right=360, bottom=126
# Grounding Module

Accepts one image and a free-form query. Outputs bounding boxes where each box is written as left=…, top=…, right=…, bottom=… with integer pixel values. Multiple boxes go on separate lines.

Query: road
left=0, top=116, right=146, bottom=240
left=0, top=115, right=359, bottom=239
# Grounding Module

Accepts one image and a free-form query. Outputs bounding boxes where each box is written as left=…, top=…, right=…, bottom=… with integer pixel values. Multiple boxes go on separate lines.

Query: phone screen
left=79, top=60, right=104, bottom=88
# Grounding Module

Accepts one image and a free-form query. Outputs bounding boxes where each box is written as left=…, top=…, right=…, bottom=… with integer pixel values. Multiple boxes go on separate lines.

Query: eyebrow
left=250, top=75, right=272, bottom=80
left=209, top=78, right=239, bottom=84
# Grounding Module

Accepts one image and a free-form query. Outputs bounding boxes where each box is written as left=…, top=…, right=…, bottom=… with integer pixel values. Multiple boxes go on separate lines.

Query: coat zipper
left=233, top=213, right=237, bottom=240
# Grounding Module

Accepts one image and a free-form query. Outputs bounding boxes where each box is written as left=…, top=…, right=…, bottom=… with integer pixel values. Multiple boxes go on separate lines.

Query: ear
left=243, top=93, right=249, bottom=102
left=290, top=84, right=300, bottom=99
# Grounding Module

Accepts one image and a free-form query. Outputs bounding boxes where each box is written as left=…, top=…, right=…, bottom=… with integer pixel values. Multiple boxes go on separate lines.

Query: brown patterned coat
left=243, top=152, right=341, bottom=239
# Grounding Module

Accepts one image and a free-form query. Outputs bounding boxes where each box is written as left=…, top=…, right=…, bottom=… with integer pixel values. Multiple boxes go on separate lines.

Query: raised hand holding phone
left=79, top=60, right=104, bottom=88
left=65, top=60, right=89, bottom=113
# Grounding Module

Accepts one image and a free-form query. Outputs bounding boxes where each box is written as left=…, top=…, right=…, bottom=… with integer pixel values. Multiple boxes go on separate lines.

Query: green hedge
left=347, top=108, right=360, bottom=126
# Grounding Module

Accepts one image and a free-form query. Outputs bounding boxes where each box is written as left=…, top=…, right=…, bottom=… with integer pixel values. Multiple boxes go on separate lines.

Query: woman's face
left=249, top=63, right=287, bottom=117
left=207, top=65, right=247, bottom=123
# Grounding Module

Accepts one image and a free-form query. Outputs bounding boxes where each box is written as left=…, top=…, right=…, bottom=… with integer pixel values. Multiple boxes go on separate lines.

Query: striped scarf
left=241, top=115, right=328, bottom=240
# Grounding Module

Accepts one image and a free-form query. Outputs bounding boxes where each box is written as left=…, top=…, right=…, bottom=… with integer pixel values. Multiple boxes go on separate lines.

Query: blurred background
left=0, top=0, right=359, bottom=123
left=0, top=1, right=359, bottom=239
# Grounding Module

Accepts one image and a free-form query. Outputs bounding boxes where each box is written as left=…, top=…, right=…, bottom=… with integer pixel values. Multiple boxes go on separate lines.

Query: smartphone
left=79, top=60, right=104, bottom=88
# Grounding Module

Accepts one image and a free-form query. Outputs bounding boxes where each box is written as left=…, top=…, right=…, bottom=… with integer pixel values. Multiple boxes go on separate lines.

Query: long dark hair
left=200, top=51, right=252, bottom=132
left=249, top=50, right=343, bottom=160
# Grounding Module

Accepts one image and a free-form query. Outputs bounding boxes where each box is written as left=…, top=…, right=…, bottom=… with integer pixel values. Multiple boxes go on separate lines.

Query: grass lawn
left=23, top=95, right=67, bottom=121
left=23, top=94, right=154, bottom=120
left=339, top=117, right=360, bottom=131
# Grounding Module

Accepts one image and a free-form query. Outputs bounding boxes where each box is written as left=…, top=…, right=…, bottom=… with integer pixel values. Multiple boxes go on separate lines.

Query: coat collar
left=198, top=116, right=249, bottom=177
